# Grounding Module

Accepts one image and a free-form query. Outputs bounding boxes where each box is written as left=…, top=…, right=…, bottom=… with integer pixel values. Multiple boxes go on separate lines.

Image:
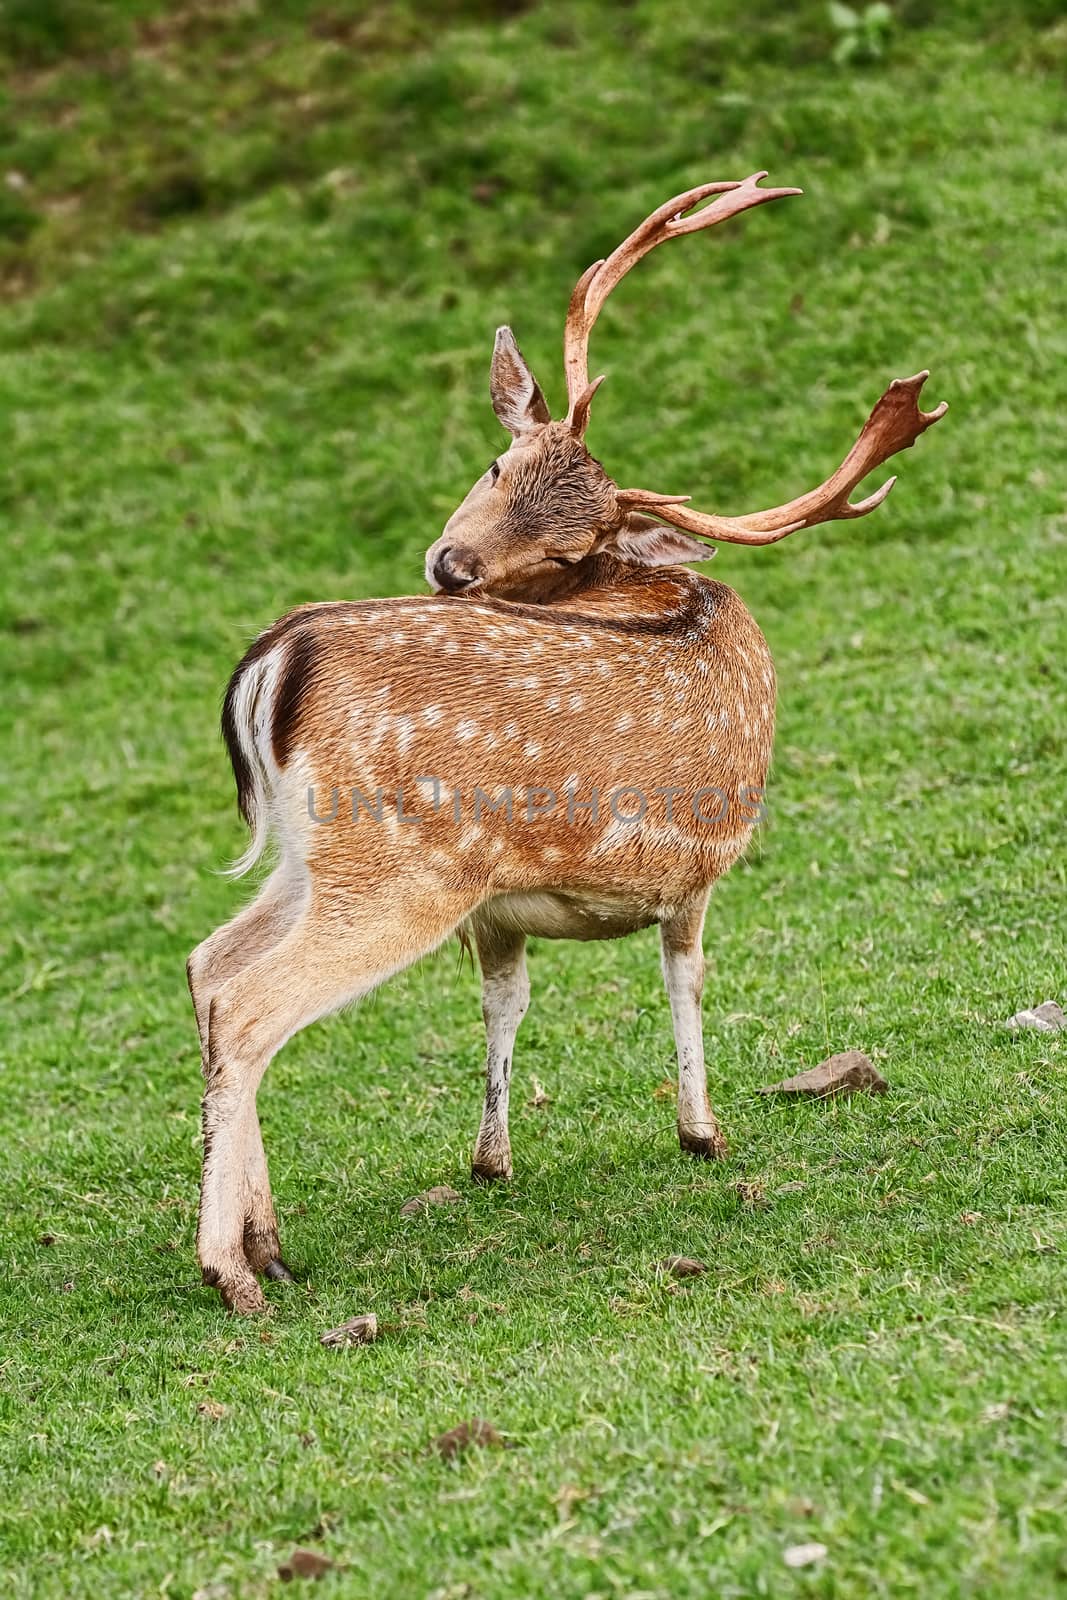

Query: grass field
left=2, top=2, right=1065, bottom=1595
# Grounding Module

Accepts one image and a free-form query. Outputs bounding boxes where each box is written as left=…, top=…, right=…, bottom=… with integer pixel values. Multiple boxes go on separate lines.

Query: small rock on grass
left=1003, top=999, right=1066, bottom=1033
left=759, top=1050, right=887, bottom=1098
left=432, top=1418, right=510, bottom=1459
left=277, top=1547, right=335, bottom=1581
left=319, top=1313, right=378, bottom=1349
left=655, top=1256, right=708, bottom=1279
left=400, top=1185, right=463, bottom=1216
left=783, top=1542, right=828, bottom=1569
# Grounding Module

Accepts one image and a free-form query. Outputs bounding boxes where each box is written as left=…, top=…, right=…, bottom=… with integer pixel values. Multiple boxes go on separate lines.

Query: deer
left=187, top=172, right=945, bottom=1312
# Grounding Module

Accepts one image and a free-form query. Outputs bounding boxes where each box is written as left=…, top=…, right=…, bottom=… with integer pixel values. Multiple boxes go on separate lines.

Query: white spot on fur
left=456, top=718, right=479, bottom=742
left=524, top=740, right=542, bottom=759
left=422, top=705, right=442, bottom=726
left=615, top=711, right=633, bottom=731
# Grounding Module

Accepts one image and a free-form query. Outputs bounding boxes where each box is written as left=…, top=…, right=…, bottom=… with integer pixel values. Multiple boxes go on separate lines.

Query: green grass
left=2, top=2, right=1066, bottom=1595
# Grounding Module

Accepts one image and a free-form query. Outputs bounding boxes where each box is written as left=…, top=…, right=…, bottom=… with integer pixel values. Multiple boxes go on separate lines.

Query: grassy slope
left=1, top=3, right=1065, bottom=1595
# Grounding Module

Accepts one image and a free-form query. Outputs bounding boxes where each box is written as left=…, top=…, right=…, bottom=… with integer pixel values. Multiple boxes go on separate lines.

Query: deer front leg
left=471, top=926, right=529, bottom=1182
left=660, top=895, right=727, bottom=1160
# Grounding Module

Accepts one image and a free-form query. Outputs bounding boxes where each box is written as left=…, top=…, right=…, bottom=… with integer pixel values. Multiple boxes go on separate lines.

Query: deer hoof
left=471, top=1160, right=513, bottom=1184
left=679, top=1127, right=729, bottom=1160
left=204, top=1264, right=267, bottom=1315
left=264, top=1257, right=296, bottom=1283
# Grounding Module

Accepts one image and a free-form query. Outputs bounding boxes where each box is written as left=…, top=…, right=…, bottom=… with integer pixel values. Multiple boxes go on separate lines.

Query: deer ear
left=603, top=514, right=716, bottom=568
left=490, top=326, right=551, bottom=437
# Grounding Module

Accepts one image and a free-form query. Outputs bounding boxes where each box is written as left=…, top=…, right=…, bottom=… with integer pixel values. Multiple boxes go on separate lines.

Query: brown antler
left=563, top=172, right=802, bottom=429
left=615, top=372, right=948, bottom=545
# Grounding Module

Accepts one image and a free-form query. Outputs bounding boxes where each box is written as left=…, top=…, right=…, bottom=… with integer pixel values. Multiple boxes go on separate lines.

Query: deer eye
left=487, top=461, right=501, bottom=483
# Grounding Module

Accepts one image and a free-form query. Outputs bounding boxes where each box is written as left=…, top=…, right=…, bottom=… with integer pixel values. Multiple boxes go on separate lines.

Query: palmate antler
left=563, top=173, right=947, bottom=544
left=616, top=372, right=948, bottom=545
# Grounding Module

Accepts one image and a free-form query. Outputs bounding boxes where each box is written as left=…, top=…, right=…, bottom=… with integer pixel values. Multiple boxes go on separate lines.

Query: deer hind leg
left=471, top=924, right=529, bottom=1182
left=198, top=885, right=475, bottom=1313
left=187, top=868, right=306, bottom=1061
left=187, top=868, right=307, bottom=1282
left=660, top=894, right=727, bottom=1160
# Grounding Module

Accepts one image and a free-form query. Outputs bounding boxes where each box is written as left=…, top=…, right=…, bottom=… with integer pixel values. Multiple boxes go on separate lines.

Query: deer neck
left=481, top=550, right=651, bottom=606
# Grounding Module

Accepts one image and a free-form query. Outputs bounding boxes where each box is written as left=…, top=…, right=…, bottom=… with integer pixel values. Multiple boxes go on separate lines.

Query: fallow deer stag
left=188, top=172, right=945, bottom=1312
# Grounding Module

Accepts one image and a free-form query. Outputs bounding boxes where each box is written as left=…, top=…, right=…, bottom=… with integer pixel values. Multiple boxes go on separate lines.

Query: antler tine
left=616, top=373, right=948, bottom=546
left=563, top=173, right=802, bottom=428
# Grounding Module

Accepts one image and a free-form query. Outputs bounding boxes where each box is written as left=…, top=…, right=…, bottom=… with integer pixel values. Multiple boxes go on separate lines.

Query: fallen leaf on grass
left=776, top=1181, right=807, bottom=1194
left=554, top=1482, right=596, bottom=1521
left=319, top=1313, right=378, bottom=1348
left=734, top=1180, right=767, bottom=1207
left=277, top=1548, right=335, bottom=1581
left=432, top=1419, right=509, bottom=1460
left=527, top=1076, right=551, bottom=1108
left=787, top=1495, right=818, bottom=1517
left=980, top=1401, right=1011, bottom=1423
left=400, top=1185, right=463, bottom=1216
left=1002, top=999, right=1066, bottom=1033
left=196, top=1400, right=227, bottom=1420
left=652, top=1078, right=677, bottom=1101
left=759, top=1051, right=887, bottom=1098
left=655, top=1256, right=708, bottom=1279
left=783, top=1542, right=827, bottom=1568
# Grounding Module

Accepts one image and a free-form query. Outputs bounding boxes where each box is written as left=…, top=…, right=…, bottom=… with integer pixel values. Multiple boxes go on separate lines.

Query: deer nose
left=432, top=546, right=485, bottom=594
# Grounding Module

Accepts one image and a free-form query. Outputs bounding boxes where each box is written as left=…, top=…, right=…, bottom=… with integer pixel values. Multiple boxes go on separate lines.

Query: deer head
left=425, top=172, right=946, bottom=601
